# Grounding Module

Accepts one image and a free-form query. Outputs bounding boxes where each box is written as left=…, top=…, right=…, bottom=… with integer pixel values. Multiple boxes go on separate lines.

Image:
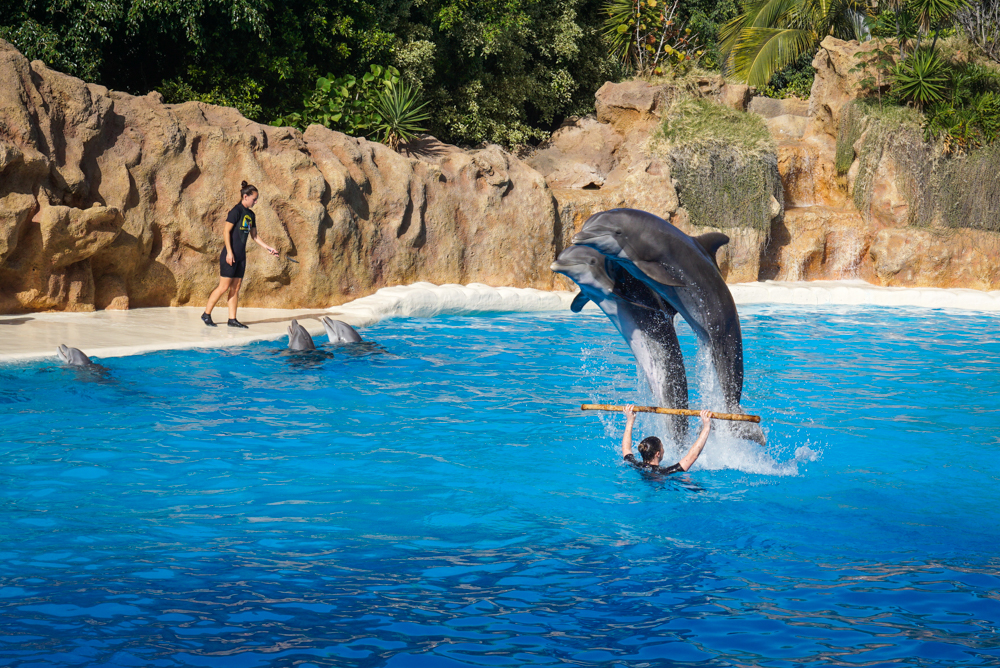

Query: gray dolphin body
left=287, top=320, right=316, bottom=351
left=57, top=344, right=93, bottom=366
left=552, top=244, right=689, bottom=444
left=322, top=317, right=363, bottom=344
left=573, top=208, right=765, bottom=444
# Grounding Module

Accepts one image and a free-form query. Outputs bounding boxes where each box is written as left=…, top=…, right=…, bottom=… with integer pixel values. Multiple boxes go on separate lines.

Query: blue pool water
left=1, top=306, right=999, bottom=667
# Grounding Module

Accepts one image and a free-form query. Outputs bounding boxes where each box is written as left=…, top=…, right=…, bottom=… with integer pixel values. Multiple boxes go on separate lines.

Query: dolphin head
left=57, top=344, right=92, bottom=366
left=322, top=317, right=362, bottom=344
left=571, top=210, right=634, bottom=259
left=287, top=320, right=316, bottom=351
left=550, top=244, right=614, bottom=294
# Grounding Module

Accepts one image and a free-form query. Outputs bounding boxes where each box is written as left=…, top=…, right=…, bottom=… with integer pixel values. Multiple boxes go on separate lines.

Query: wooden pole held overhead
left=581, top=403, right=761, bottom=423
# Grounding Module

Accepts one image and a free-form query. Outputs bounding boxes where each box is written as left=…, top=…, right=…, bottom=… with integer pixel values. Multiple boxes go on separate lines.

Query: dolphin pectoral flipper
left=632, top=260, right=686, bottom=287
left=570, top=292, right=590, bottom=313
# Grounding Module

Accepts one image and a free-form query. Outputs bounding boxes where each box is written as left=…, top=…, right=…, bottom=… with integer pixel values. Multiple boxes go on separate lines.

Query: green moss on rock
left=651, top=95, right=780, bottom=235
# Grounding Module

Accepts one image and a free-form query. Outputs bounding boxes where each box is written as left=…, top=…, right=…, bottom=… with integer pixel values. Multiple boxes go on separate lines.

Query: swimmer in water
left=621, top=404, right=713, bottom=474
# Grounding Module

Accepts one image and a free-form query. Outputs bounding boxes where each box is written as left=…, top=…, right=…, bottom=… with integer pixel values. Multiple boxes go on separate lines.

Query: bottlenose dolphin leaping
left=573, top=208, right=765, bottom=445
left=552, top=244, right=689, bottom=444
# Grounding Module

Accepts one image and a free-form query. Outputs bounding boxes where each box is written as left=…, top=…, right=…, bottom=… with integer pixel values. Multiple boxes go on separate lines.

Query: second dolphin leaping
left=552, top=244, right=689, bottom=444
left=573, top=208, right=765, bottom=445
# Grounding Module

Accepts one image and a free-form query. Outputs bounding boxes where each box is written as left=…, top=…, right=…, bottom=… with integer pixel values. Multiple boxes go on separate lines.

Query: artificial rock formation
left=527, top=77, right=781, bottom=285
left=3, top=35, right=999, bottom=316
left=0, top=39, right=560, bottom=313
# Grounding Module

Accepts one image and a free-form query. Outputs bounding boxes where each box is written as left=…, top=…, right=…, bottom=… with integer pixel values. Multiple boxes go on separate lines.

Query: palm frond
left=729, top=27, right=817, bottom=86
left=720, top=0, right=800, bottom=58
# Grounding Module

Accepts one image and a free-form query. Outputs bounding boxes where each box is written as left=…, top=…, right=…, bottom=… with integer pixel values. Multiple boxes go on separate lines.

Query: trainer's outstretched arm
left=678, top=410, right=712, bottom=471
left=621, top=404, right=637, bottom=459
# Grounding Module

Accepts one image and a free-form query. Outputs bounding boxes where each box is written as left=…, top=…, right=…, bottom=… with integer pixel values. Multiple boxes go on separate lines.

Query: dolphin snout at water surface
left=572, top=208, right=765, bottom=445
left=322, top=317, right=362, bottom=344
left=57, top=344, right=93, bottom=366
left=287, top=320, right=316, bottom=351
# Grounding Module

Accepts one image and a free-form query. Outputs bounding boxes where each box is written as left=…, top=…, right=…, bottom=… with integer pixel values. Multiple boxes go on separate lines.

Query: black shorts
left=220, top=255, right=247, bottom=279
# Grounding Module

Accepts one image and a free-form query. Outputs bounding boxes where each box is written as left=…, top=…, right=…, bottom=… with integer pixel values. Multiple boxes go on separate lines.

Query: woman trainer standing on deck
left=202, top=181, right=279, bottom=328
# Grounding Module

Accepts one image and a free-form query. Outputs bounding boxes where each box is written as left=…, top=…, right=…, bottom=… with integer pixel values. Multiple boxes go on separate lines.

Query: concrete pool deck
left=0, top=283, right=576, bottom=362
left=3, top=279, right=1000, bottom=363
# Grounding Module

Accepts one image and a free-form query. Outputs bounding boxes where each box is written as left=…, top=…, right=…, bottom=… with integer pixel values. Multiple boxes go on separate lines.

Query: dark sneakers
left=201, top=313, right=216, bottom=327
left=228, top=319, right=249, bottom=329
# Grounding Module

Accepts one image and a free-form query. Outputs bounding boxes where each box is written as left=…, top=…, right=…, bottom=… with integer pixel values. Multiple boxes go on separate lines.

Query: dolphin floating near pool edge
left=571, top=207, right=766, bottom=445
left=322, top=317, right=363, bottom=344
left=287, top=320, right=316, bottom=351
left=551, top=244, right=689, bottom=444
left=57, top=344, right=94, bottom=367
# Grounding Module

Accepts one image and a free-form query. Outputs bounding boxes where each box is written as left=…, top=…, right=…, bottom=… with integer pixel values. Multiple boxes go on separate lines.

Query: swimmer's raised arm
left=621, top=404, right=636, bottom=459
left=677, top=409, right=712, bottom=472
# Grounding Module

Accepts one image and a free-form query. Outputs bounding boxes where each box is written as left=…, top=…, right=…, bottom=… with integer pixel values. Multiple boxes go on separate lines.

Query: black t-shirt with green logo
left=225, top=203, right=256, bottom=261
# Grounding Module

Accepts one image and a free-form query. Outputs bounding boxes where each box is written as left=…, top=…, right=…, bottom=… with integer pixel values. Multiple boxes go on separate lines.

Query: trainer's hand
left=267, top=246, right=278, bottom=256
left=699, top=409, right=712, bottom=430
left=624, top=404, right=636, bottom=421
left=226, top=251, right=235, bottom=266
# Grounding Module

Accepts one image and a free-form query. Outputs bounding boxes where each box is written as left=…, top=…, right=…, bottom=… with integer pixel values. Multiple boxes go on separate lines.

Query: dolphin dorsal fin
left=570, top=292, right=590, bottom=312
left=694, top=232, right=730, bottom=268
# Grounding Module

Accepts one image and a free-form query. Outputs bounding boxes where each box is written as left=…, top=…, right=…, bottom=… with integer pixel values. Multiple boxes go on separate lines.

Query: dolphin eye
left=614, top=230, right=622, bottom=235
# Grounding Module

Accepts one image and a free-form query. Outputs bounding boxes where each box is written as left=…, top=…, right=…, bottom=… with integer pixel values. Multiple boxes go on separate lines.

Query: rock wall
left=530, top=38, right=1000, bottom=291
left=3, top=35, right=999, bottom=316
left=0, top=39, right=560, bottom=313
left=527, top=76, right=779, bottom=285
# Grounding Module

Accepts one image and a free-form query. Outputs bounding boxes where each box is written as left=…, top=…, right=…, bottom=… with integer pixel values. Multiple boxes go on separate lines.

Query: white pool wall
left=3, top=279, right=1000, bottom=362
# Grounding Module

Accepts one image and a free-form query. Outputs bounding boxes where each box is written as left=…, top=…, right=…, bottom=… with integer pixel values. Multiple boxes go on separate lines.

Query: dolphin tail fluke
left=730, top=418, right=766, bottom=446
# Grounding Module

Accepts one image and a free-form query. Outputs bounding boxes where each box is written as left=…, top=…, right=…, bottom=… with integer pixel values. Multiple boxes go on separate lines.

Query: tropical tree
left=719, top=0, right=870, bottom=86
left=601, top=0, right=702, bottom=75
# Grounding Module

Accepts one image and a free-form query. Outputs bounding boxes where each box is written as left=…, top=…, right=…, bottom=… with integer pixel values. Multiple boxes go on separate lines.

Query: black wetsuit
left=624, top=454, right=683, bottom=475
left=219, top=203, right=255, bottom=278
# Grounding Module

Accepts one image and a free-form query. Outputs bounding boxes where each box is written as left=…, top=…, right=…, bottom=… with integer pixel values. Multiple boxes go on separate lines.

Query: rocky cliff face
left=2, top=37, right=998, bottom=315
left=0, top=40, right=560, bottom=313
left=530, top=37, right=1000, bottom=291
left=526, top=75, right=782, bottom=285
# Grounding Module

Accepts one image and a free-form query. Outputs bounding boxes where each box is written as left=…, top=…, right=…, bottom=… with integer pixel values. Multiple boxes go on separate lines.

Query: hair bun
left=240, top=180, right=249, bottom=189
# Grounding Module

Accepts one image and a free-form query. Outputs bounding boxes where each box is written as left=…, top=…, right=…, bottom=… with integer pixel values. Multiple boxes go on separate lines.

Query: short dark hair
left=637, top=436, right=663, bottom=463
left=240, top=180, right=258, bottom=198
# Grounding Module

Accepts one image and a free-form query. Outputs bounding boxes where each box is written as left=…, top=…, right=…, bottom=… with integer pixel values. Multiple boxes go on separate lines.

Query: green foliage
left=923, top=61, right=1000, bottom=149
left=0, top=0, right=617, bottom=147
left=893, top=47, right=949, bottom=108
left=158, top=68, right=264, bottom=120
left=601, top=0, right=702, bottom=76
left=719, top=0, right=870, bottom=86
left=273, top=65, right=401, bottom=136
left=372, top=82, right=432, bottom=150
left=757, top=52, right=816, bottom=98
left=681, top=0, right=739, bottom=69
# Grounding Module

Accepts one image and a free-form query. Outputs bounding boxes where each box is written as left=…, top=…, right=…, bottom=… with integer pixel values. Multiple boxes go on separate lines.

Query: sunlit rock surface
left=0, top=40, right=561, bottom=313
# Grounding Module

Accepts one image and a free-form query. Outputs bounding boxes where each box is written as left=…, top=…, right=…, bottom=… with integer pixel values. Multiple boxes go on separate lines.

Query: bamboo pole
left=581, top=403, right=761, bottom=423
